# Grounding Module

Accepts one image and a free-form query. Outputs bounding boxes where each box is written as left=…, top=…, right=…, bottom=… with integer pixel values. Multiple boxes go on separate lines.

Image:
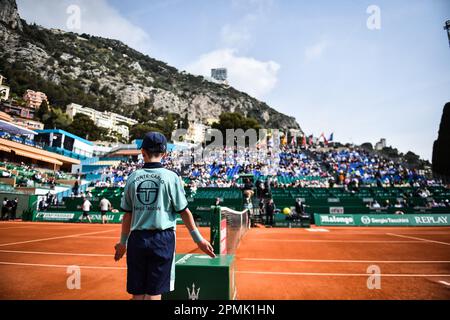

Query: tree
left=89, top=80, right=100, bottom=94
left=381, top=146, right=400, bottom=159
left=156, top=113, right=178, bottom=138
left=66, top=113, right=107, bottom=141
left=40, top=106, right=71, bottom=130
left=360, top=142, right=373, bottom=151
left=35, top=100, right=49, bottom=122
left=181, top=113, right=190, bottom=130
left=211, top=112, right=261, bottom=135
left=51, top=108, right=72, bottom=130
left=130, top=123, right=162, bottom=141
left=432, top=102, right=450, bottom=181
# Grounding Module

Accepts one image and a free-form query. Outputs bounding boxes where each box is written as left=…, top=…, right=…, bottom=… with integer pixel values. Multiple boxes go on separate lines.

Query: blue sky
left=17, top=0, right=450, bottom=160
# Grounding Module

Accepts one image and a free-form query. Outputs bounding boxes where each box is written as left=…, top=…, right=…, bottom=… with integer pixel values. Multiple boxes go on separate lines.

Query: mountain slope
left=0, top=0, right=301, bottom=130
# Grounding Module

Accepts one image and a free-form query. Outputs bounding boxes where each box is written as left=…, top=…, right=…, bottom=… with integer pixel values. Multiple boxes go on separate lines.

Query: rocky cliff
left=0, top=0, right=22, bottom=31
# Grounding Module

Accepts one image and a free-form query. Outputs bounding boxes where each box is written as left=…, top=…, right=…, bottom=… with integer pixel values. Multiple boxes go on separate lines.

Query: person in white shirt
left=99, top=197, right=112, bottom=224
left=81, top=198, right=92, bottom=223
left=372, top=200, right=381, bottom=209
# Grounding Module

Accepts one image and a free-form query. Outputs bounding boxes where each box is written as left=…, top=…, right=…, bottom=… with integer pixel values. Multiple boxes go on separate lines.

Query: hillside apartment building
left=66, top=103, right=138, bottom=140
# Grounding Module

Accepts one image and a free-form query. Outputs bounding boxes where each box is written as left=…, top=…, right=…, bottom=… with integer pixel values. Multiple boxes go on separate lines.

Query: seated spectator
left=372, top=200, right=381, bottom=209
left=1, top=197, right=9, bottom=220
left=394, top=200, right=404, bottom=208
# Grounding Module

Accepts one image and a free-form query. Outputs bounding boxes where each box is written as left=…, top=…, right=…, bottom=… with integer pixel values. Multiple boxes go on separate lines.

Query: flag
left=329, top=133, right=334, bottom=142
left=302, top=135, right=307, bottom=147
left=308, top=135, right=313, bottom=146
left=320, top=132, right=328, bottom=145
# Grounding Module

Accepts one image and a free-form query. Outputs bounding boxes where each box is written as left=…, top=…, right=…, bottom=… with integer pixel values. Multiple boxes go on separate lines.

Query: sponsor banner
left=33, top=211, right=124, bottom=223
left=314, top=213, right=450, bottom=227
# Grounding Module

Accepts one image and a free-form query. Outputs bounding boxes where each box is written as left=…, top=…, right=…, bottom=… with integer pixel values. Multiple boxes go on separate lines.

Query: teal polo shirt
left=120, top=162, right=188, bottom=231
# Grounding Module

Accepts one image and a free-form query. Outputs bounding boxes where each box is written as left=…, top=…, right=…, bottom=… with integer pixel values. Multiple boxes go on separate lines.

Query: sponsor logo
left=361, top=216, right=371, bottom=224
left=136, top=180, right=159, bottom=205
left=35, top=212, right=124, bottom=223
left=414, top=216, right=448, bottom=225
left=361, top=216, right=409, bottom=225
left=321, top=215, right=354, bottom=225
left=37, top=212, right=75, bottom=221
left=187, top=283, right=200, bottom=300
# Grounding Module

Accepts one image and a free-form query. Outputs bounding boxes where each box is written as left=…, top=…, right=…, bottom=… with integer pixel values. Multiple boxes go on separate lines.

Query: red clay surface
left=0, top=221, right=449, bottom=300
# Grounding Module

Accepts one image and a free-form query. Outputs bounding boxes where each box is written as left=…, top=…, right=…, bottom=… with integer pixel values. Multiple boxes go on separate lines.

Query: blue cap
left=141, top=132, right=167, bottom=153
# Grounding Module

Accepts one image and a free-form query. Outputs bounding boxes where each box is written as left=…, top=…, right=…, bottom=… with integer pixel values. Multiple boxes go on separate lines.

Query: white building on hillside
left=0, top=75, right=10, bottom=101
left=66, top=103, right=138, bottom=140
left=211, top=68, right=227, bottom=82
left=375, top=138, right=387, bottom=151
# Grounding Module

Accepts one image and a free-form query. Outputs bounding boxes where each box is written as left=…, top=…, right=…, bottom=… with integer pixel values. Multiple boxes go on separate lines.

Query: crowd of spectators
left=85, top=145, right=443, bottom=191
left=0, top=160, right=70, bottom=188
left=162, top=146, right=439, bottom=190
left=94, top=161, right=141, bottom=188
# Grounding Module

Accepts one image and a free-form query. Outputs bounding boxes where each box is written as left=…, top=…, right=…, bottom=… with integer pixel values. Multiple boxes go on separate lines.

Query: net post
left=210, top=205, right=222, bottom=255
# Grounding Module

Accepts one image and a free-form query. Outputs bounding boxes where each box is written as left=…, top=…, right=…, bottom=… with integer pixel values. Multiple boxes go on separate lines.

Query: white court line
left=0, top=226, right=38, bottom=230
left=244, top=239, right=423, bottom=243
left=0, top=221, right=120, bottom=227
left=0, top=229, right=116, bottom=247
left=79, top=235, right=130, bottom=239
left=236, top=271, right=450, bottom=277
left=0, top=261, right=126, bottom=270
left=306, top=229, right=329, bottom=232
left=387, top=233, right=450, bottom=247
left=1, top=261, right=448, bottom=277
left=240, top=258, right=450, bottom=264
left=78, top=236, right=193, bottom=241
left=0, top=249, right=114, bottom=257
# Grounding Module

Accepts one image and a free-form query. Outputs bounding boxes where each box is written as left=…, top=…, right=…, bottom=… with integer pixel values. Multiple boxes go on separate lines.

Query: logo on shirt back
left=136, top=180, right=159, bottom=205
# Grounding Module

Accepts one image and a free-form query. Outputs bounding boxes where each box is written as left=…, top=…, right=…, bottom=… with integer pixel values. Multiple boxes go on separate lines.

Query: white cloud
left=16, top=0, right=152, bottom=54
left=220, top=23, right=252, bottom=49
left=185, top=49, right=280, bottom=99
left=304, top=40, right=329, bottom=62
left=221, top=0, right=273, bottom=50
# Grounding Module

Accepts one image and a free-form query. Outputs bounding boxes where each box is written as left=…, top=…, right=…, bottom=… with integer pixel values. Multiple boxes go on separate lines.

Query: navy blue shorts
left=126, top=229, right=176, bottom=296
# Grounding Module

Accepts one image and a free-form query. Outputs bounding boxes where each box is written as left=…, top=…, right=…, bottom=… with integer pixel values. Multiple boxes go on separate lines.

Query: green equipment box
left=164, top=254, right=236, bottom=300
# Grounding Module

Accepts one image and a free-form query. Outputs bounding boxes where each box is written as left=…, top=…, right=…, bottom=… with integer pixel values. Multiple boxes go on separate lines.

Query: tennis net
left=218, top=206, right=250, bottom=255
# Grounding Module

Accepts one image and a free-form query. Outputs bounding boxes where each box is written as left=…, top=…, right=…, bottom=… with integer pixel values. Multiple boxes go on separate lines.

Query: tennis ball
left=283, top=207, right=291, bottom=215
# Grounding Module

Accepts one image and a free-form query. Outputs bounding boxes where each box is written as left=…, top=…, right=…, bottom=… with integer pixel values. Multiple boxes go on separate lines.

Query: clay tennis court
left=0, top=221, right=449, bottom=300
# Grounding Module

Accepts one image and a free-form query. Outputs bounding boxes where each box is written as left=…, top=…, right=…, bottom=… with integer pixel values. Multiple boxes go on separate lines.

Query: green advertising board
left=314, top=213, right=450, bottom=227
left=164, top=254, right=236, bottom=300
left=33, top=211, right=124, bottom=223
